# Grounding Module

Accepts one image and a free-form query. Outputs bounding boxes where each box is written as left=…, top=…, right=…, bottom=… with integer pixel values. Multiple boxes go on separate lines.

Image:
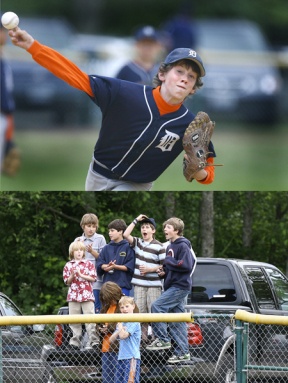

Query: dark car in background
left=3, top=17, right=92, bottom=124
left=186, top=19, right=282, bottom=124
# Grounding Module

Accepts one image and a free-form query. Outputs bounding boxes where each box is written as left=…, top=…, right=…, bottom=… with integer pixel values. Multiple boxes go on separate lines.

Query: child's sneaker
left=167, top=353, right=191, bottom=363
left=145, top=338, right=171, bottom=350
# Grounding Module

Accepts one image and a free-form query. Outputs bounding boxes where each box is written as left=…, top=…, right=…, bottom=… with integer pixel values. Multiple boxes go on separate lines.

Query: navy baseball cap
left=134, top=25, right=159, bottom=41
left=142, top=217, right=156, bottom=228
left=164, top=48, right=205, bottom=77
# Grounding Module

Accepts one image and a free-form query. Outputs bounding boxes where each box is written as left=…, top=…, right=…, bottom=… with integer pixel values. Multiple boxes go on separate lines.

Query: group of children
left=63, top=213, right=197, bottom=383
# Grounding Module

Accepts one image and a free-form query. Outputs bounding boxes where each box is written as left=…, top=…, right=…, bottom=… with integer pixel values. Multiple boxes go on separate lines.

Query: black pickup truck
left=41, top=258, right=288, bottom=383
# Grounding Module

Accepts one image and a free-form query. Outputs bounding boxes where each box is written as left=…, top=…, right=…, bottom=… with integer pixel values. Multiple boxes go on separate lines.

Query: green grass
left=1, top=124, right=288, bottom=191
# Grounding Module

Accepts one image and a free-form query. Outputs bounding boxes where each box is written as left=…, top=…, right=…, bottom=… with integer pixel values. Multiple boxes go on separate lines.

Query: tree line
left=0, top=191, right=287, bottom=314
left=3, top=0, right=288, bottom=44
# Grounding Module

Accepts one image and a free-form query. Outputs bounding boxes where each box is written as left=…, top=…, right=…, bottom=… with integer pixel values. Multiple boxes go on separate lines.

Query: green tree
left=1, top=191, right=287, bottom=314
left=2, top=0, right=288, bottom=43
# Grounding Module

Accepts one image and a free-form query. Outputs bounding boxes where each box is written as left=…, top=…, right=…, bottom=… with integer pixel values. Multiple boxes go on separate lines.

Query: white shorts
left=85, top=160, right=153, bottom=191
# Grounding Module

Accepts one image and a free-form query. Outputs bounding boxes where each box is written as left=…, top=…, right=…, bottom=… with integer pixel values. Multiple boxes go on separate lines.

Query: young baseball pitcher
left=8, top=24, right=217, bottom=191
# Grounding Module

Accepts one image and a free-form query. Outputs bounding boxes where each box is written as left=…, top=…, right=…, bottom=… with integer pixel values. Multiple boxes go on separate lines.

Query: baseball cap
left=164, top=48, right=205, bottom=77
left=134, top=25, right=159, bottom=41
left=142, top=217, right=156, bottom=228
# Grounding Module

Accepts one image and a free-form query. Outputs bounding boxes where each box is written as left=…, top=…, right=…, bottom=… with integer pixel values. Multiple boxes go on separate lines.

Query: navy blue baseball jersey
left=27, top=41, right=216, bottom=186
left=89, top=76, right=215, bottom=183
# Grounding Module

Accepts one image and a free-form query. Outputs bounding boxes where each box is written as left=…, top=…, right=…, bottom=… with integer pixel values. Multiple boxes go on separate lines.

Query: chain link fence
left=234, top=309, right=288, bottom=383
left=0, top=310, right=287, bottom=383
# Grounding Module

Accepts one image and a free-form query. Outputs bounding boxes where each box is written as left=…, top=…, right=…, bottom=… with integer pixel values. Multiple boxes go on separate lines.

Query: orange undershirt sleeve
left=27, top=40, right=93, bottom=97
left=25, top=46, right=216, bottom=185
left=197, top=156, right=215, bottom=184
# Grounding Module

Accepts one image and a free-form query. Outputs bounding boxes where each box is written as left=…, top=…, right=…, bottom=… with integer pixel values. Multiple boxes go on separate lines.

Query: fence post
left=241, top=322, right=249, bottom=383
left=0, top=327, right=3, bottom=383
left=235, top=319, right=243, bottom=383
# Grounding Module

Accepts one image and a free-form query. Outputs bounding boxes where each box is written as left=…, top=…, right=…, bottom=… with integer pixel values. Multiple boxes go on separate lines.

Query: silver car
left=0, top=292, right=51, bottom=383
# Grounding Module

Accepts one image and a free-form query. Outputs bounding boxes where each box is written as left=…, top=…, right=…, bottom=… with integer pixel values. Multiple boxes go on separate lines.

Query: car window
left=188, top=264, right=237, bottom=303
left=264, top=268, right=288, bottom=311
left=0, top=295, right=22, bottom=316
left=245, top=267, right=277, bottom=309
left=0, top=295, right=23, bottom=332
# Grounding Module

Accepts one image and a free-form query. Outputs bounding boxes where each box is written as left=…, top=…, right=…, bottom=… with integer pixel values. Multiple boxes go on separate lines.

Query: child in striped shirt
left=123, top=214, right=165, bottom=344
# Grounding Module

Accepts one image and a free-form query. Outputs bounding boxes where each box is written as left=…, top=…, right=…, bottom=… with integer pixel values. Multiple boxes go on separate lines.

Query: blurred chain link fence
left=0, top=311, right=287, bottom=383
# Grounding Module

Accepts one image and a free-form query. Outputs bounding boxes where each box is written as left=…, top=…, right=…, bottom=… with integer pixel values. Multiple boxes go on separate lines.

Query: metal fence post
left=0, top=327, right=3, bottom=383
left=235, top=319, right=243, bottom=383
left=241, top=322, right=249, bottom=383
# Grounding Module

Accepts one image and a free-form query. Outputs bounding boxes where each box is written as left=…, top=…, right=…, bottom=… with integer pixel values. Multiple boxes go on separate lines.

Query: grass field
left=1, top=122, right=288, bottom=191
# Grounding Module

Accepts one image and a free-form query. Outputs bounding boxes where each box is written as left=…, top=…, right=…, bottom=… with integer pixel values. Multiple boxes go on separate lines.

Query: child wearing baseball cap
left=123, top=214, right=165, bottom=345
left=8, top=27, right=216, bottom=190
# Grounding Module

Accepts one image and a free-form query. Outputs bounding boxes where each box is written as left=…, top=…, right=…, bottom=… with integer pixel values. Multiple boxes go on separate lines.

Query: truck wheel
left=217, top=354, right=237, bottom=383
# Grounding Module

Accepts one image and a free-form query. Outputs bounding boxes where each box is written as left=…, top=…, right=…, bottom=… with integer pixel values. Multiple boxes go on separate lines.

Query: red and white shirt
left=63, top=259, right=96, bottom=302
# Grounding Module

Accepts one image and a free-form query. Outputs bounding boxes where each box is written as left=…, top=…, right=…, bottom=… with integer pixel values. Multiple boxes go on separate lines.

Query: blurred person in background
left=161, top=0, right=197, bottom=51
left=116, top=25, right=164, bottom=86
left=0, top=22, right=20, bottom=176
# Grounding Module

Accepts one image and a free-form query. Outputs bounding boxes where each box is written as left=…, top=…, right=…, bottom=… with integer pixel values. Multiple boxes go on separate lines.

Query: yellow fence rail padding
left=235, top=309, right=288, bottom=326
left=0, top=312, right=194, bottom=326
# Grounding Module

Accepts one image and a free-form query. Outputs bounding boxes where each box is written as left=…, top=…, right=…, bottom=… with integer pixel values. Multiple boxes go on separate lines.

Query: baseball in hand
left=1, top=12, right=19, bottom=30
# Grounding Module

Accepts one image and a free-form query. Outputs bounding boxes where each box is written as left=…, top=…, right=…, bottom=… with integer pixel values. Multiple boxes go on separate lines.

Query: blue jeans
left=115, top=358, right=141, bottom=383
left=101, top=351, right=118, bottom=383
left=93, top=289, right=101, bottom=313
left=151, top=287, right=189, bottom=356
left=121, top=288, right=131, bottom=296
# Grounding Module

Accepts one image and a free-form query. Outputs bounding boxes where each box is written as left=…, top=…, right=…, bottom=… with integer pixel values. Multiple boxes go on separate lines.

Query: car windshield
left=195, top=21, right=268, bottom=51
left=0, top=295, right=22, bottom=316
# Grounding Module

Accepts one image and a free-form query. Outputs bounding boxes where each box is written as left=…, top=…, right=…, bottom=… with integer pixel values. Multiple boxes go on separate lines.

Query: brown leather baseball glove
left=182, top=111, right=215, bottom=182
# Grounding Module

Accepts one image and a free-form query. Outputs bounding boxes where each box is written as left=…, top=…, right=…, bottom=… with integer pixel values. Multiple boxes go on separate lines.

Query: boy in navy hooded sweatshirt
left=146, top=217, right=197, bottom=363
left=96, top=219, right=135, bottom=296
